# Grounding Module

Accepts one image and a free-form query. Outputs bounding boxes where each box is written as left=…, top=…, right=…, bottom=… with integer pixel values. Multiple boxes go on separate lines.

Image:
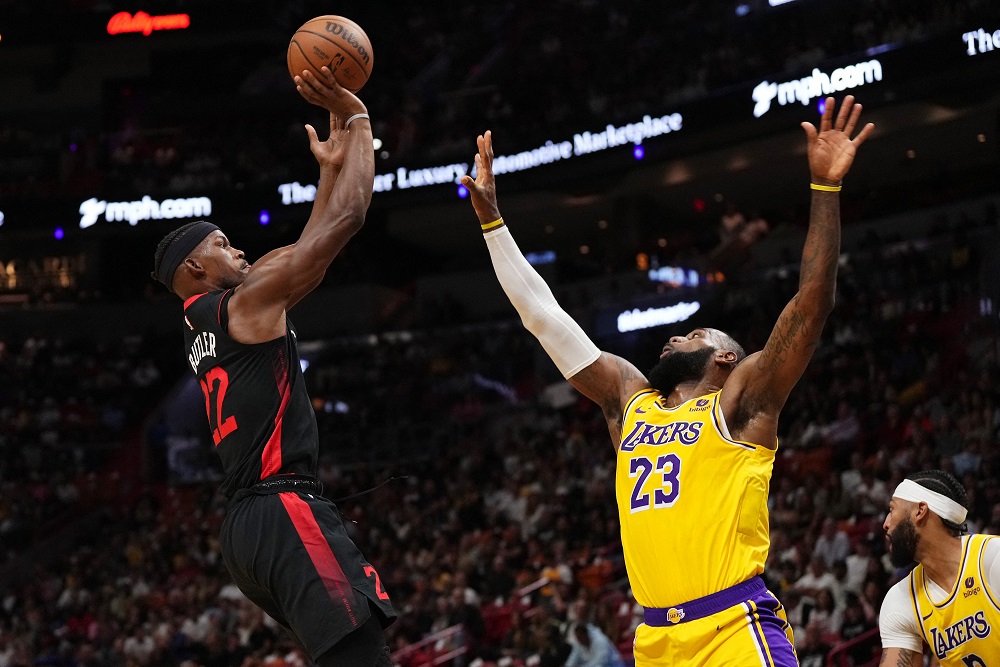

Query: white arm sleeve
left=985, top=537, right=1000, bottom=594
left=484, top=226, right=601, bottom=379
left=878, top=579, right=924, bottom=652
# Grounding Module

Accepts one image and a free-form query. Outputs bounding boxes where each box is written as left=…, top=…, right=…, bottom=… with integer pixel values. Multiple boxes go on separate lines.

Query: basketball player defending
left=880, top=470, right=1000, bottom=665
left=151, top=68, right=395, bottom=666
left=461, top=96, right=873, bottom=666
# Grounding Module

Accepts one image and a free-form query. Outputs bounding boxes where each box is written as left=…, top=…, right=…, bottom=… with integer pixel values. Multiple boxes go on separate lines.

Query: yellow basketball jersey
left=909, top=534, right=1000, bottom=665
left=615, top=389, right=776, bottom=608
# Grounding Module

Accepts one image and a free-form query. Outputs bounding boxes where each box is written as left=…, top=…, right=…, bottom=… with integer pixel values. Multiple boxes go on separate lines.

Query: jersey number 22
left=200, top=367, right=239, bottom=445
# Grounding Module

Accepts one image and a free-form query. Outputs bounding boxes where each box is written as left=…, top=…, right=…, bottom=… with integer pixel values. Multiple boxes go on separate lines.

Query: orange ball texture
left=287, top=15, right=373, bottom=93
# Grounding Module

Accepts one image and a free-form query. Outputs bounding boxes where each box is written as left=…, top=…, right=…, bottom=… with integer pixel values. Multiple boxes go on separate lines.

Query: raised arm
left=227, top=68, right=372, bottom=343
left=287, top=112, right=351, bottom=308
left=721, top=96, right=874, bottom=443
left=461, top=131, right=649, bottom=445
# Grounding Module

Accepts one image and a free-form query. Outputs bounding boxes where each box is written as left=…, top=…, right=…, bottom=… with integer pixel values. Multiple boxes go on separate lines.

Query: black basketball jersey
left=181, top=289, right=318, bottom=497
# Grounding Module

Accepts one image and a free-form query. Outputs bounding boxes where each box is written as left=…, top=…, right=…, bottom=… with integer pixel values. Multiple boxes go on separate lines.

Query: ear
left=183, top=256, right=205, bottom=275
left=913, top=501, right=931, bottom=527
left=715, top=349, right=738, bottom=367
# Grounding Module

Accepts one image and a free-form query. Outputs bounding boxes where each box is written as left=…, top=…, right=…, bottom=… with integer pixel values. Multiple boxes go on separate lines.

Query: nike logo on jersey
left=635, top=407, right=647, bottom=413
left=185, top=316, right=194, bottom=331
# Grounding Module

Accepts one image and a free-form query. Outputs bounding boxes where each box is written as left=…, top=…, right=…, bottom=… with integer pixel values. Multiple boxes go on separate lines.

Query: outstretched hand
left=801, top=95, right=875, bottom=185
left=460, top=130, right=502, bottom=224
left=305, top=113, right=350, bottom=171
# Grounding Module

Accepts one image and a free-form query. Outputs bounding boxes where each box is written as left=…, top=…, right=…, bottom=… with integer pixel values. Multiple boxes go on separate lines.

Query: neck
left=663, top=380, right=723, bottom=407
left=918, top=532, right=965, bottom=591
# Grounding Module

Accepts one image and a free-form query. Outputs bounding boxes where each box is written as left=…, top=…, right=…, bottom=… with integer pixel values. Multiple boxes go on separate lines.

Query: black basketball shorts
left=220, top=490, right=397, bottom=659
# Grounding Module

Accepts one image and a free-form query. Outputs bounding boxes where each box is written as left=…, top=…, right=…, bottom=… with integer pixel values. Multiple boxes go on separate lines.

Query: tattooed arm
left=720, top=96, right=874, bottom=447
left=878, top=648, right=921, bottom=667
left=568, top=354, right=651, bottom=446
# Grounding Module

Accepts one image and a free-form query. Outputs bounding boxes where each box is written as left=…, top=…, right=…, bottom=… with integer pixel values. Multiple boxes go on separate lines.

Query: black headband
left=154, top=221, right=220, bottom=291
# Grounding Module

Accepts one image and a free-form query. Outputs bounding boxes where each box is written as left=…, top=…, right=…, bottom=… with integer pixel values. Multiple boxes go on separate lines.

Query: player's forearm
left=299, top=120, right=374, bottom=257
left=305, top=163, right=339, bottom=223
left=483, top=222, right=600, bottom=378
left=321, top=119, right=374, bottom=231
left=797, top=187, right=840, bottom=316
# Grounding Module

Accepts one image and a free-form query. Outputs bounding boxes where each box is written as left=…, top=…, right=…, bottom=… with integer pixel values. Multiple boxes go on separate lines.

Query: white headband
left=893, top=479, right=968, bottom=525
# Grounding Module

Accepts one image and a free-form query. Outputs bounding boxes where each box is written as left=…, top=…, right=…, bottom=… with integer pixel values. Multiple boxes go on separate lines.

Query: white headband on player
left=892, top=479, right=968, bottom=525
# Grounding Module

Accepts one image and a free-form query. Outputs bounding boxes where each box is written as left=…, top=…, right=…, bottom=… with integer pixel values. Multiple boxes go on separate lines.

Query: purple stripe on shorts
left=752, top=590, right=799, bottom=667
left=747, top=604, right=774, bottom=667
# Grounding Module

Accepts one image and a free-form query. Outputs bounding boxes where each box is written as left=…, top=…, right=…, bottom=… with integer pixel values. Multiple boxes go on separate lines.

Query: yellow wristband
left=481, top=217, right=505, bottom=232
left=810, top=183, right=842, bottom=192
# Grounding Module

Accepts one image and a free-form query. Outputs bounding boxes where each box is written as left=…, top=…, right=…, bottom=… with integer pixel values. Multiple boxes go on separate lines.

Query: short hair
left=151, top=221, right=207, bottom=287
left=907, top=469, right=968, bottom=536
left=708, top=328, right=747, bottom=363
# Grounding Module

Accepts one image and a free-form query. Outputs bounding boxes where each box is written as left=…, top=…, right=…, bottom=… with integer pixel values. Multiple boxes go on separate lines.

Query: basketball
left=287, top=15, right=373, bottom=93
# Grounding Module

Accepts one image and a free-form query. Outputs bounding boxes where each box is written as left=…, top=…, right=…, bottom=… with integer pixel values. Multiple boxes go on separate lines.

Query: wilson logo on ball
left=324, top=22, right=371, bottom=64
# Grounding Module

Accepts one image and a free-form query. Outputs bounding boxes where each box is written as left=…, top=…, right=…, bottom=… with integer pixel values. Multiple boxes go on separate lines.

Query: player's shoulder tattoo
left=614, top=355, right=645, bottom=387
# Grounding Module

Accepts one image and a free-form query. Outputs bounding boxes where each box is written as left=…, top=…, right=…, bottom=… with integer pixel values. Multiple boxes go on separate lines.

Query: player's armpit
left=878, top=648, right=920, bottom=667
left=568, top=352, right=650, bottom=445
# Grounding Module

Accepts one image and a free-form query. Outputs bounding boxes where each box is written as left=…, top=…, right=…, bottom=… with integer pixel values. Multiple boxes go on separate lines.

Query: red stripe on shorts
left=278, top=492, right=359, bottom=627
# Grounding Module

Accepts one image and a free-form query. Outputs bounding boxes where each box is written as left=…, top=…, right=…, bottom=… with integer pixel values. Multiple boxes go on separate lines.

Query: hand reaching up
left=801, top=96, right=875, bottom=185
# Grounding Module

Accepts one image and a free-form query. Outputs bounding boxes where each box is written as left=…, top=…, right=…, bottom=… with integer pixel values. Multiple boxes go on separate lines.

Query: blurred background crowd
left=1, top=0, right=1000, bottom=666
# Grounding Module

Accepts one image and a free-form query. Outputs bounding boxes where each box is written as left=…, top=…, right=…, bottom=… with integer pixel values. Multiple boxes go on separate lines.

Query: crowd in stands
left=0, top=330, right=174, bottom=564
left=0, top=195, right=997, bottom=666
left=2, top=0, right=994, bottom=198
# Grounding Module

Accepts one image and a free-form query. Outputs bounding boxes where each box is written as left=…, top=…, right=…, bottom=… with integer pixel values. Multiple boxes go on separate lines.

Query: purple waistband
left=643, top=576, right=767, bottom=626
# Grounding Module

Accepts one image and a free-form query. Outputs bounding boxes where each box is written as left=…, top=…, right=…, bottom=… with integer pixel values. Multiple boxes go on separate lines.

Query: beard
left=888, top=516, right=919, bottom=568
left=647, top=347, right=716, bottom=395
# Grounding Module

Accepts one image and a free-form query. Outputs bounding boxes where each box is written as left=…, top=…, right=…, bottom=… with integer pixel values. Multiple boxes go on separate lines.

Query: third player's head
left=883, top=469, right=968, bottom=567
left=152, top=221, right=250, bottom=298
left=646, top=328, right=746, bottom=395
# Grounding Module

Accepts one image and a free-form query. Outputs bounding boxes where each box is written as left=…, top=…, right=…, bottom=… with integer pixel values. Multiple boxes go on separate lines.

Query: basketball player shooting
left=461, top=96, right=873, bottom=666
left=150, top=68, right=395, bottom=667
left=879, top=470, right=999, bottom=666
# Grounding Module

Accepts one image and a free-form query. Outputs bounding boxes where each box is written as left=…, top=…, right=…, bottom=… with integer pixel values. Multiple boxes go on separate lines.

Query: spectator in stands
left=844, top=537, right=877, bottom=595
left=838, top=592, right=877, bottom=662
left=813, top=518, right=851, bottom=567
left=795, top=557, right=842, bottom=603
left=797, top=625, right=833, bottom=667
left=806, top=588, right=843, bottom=644
left=565, top=622, right=625, bottom=667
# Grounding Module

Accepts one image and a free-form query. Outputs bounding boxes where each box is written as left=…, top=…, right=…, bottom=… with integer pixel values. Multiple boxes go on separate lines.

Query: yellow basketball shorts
left=633, top=578, right=797, bottom=666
